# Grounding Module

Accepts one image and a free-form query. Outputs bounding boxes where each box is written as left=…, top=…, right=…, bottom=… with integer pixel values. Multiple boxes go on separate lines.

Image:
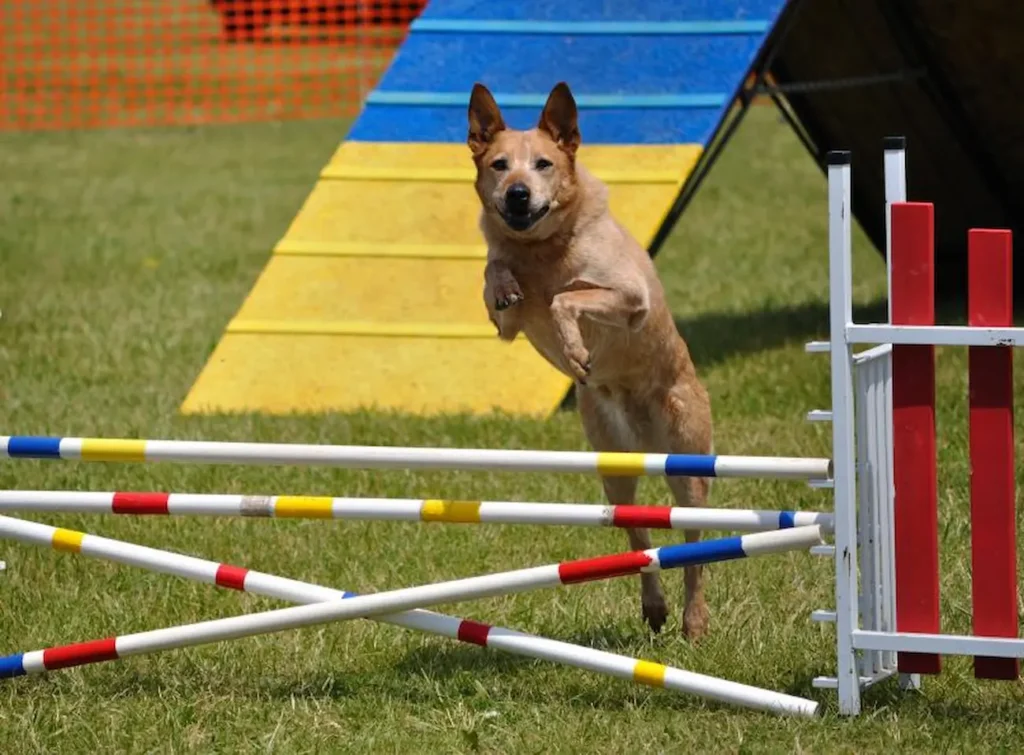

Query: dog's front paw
left=494, top=277, right=525, bottom=311
left=564, top=346, right=591, bottom=384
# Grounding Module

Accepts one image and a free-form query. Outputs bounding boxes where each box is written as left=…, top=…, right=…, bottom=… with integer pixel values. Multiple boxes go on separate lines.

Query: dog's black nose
left=506, top=183, right=530, bottom=213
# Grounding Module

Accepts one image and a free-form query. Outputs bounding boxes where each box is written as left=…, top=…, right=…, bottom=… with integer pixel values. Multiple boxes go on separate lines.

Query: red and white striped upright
left=967, top=228, right=1019, bottom=680
left=890, top=201, right=941, bottom=675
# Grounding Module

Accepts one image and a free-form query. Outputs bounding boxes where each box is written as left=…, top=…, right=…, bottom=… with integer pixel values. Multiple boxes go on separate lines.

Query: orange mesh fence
left=0, top=0, right=427, bottom=131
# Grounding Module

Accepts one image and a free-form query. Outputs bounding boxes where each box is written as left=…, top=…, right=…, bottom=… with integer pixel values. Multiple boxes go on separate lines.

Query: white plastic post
left=828, top=149, right=862, bottom=716
left=877, top=352, right=898, bottom=675
left=883, top=136, right=906, bottom=324
left=855, top=361, right=878, bottom=678
left=882, top=135, right=919, bottom=692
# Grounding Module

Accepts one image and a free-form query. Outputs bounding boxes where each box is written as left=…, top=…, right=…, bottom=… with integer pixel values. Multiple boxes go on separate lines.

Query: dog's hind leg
left=657, top=388, right=714, bottom=641
left=578, top=387, right=669, bottom=633
left=665, top=476, right=711, bottom=640
left=607, top=475, right=669, bottom=632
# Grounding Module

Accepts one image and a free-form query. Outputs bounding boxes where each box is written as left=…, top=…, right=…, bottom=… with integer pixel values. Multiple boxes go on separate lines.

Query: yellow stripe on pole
left=421, top=499, right=482, bottom=524
left=596, top=452, right=647, bottom=476
left=80, top=439, right=147, bottom=462
left=274, top=496, right=335, bottom=519
left=52, top=528, right=85, bottom=554
left=633, top=660, right=668, bottom=688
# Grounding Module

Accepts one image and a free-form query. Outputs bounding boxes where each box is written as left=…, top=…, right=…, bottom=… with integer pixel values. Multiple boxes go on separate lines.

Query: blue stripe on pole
left=779, top=511, right=796, bottom=529
left=656, top=536, right=745, bottom=569
left=663, top=454, right=718, bottom=477
left=340, top=591, right=356, bottom=599
left=0, top=654, right=26, bottom=679
left=410, top=19, right=772, bottom=35
left=6, top=436, right=62, bottom=459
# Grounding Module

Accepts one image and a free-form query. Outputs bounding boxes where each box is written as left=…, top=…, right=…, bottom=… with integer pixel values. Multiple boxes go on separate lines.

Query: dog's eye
left=490, top=158, right=508, bottom=171
left=535, top=158, right=553, bottom=170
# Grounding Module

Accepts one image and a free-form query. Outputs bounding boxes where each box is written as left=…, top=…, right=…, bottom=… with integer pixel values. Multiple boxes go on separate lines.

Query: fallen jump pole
left=0, top=491, right=835, bottom=533
left=0, top=436, right=833, bottom=480
left=0, top=515, right=823, bottom=716
left=0, top=515, right=820, bottom=716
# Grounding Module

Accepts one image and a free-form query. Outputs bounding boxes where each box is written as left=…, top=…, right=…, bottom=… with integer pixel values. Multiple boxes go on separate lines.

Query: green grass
left=2, top=107, right=1024, bottom=753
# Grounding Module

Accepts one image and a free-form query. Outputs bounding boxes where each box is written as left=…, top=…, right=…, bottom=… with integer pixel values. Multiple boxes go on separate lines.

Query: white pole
left=855, top=360, right=877, bottom=678
left=0, top=516, right=823, bottom=717
left=0, top=491, right=836, bottom=533
left=882, top=135, right=919, bottom=692
left=827, top=149, right=862, bottom=716
left=0, top=437, right=833, bottom=481
left=882, top=135, right=907, bottom=324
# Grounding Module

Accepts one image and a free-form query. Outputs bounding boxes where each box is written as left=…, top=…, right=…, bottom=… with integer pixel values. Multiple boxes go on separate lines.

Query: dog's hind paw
left=682, top=599, right=710, bottom=642
left=642, top=598, right=669, bottom=634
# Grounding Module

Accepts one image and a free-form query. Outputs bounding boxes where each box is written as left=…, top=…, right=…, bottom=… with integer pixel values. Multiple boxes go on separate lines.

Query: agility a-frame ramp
left=180, top=0, right=791, bottom=417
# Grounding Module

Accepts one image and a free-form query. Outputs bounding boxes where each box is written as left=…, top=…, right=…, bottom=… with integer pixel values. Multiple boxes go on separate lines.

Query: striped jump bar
left=0, top=437, right=833, bottom=480
left=0, top=516, right=819, bottom=716
left=0, top=517, right=822, bottom=715
left=0, top=491, right=835, bottom=533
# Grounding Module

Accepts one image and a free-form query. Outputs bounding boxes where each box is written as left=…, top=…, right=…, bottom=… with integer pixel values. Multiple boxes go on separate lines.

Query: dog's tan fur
left=468, top=82, right=714, bottom=637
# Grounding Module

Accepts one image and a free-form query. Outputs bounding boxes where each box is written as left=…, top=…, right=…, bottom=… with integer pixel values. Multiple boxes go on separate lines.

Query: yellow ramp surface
left=181, top=142, right=701, bottom=416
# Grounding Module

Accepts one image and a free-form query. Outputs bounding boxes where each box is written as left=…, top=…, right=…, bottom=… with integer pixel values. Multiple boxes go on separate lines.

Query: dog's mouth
left=501, top=203, right=550, bottom=232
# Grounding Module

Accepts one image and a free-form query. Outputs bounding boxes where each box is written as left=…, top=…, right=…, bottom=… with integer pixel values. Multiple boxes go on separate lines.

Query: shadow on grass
left=180, top=657, right=828, bottom=716
left=379, top=621, right=657, bottom=684
left=100, top=618, right=827, bottom=714
left=558, top=292, right=988, bottom=412
left=672, top=292, right=983, bottom=373
left=558, top=296, right=888, bottom=411
left=106, top=653, right=1024, bottom=721
left=677, top=298, right=885, bottom=370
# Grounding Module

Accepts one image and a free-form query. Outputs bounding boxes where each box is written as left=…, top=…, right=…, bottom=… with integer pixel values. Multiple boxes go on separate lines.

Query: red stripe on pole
left=43, top=638, right=119, bottom=670
left=891, top=202, right=941, bottom=675
left=112, top=492, right=170, bottom=515
left=611, top=506, right=673, bottom=529
left=558, top=551, right=653, bottom=584
left=215, top=564, right=249, bottom=591
left=968, top=228, right=1019, bottom=680
left=456, top=619, right=492, bottom=647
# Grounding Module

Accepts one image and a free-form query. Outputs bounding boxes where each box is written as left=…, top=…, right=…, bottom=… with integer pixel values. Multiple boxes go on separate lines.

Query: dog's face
left=467, top=82, right=581, bottom=237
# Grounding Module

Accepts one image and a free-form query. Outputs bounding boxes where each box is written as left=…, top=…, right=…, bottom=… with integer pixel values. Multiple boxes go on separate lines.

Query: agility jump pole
left=0, top=515, right=823, bottom=716
left=0, top=516, right=820, bottom=716
left=0, top=491, right=835, bottom=533
left=0, top=436, right=832, bottom=480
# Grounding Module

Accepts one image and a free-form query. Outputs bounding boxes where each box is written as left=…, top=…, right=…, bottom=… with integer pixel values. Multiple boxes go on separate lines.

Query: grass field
left=2, top=106, right=1024, bottom=752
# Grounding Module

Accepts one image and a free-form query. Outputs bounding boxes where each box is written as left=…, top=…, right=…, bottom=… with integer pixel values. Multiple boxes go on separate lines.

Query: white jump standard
left=806, top=136, right=1024, bottom=715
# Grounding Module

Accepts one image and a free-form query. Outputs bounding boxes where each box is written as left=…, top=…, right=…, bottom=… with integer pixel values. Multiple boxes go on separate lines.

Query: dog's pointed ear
left=538, top=82, right=580, bottom=157
left=468, top=83, right=505, bottom=157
